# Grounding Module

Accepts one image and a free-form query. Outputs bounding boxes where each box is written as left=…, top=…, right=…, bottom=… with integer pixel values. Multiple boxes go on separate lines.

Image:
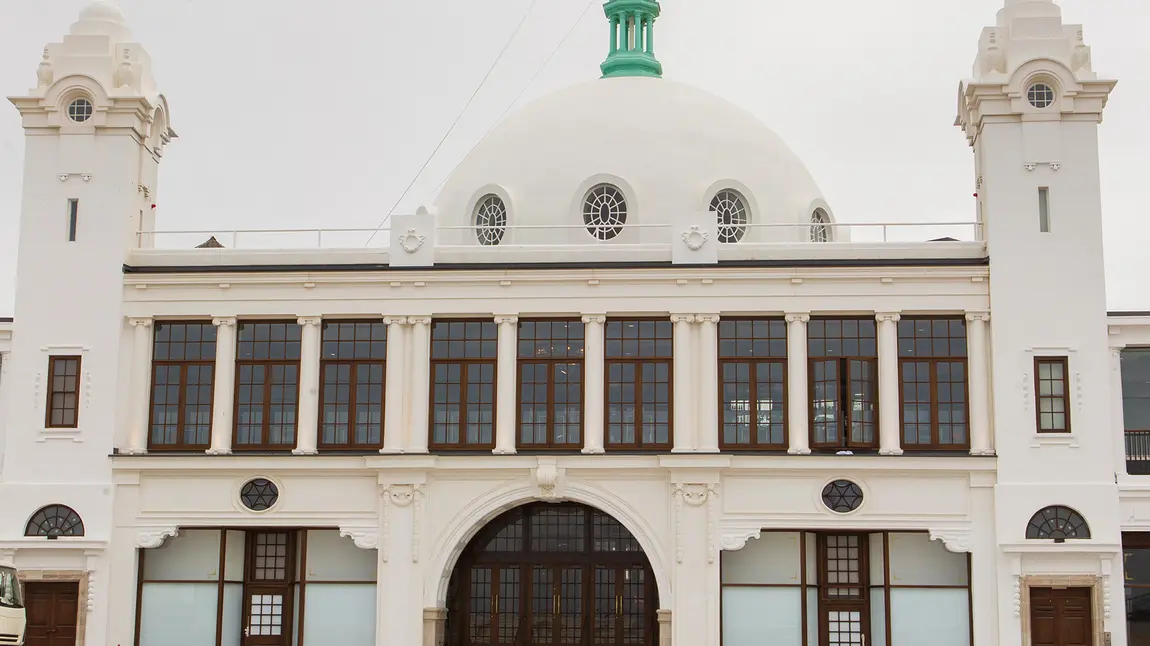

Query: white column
left=124, top=317, right=154, bottom=454
left=696, top=314, right=720, bottom=453
left=293, top=317, right=322, bottom=455
left=581, top=314, right=607, bottom=454
left=381, top=316, right=408, bottom=454
left=671, top=315, right=696, bottom=452
left=207, top=316, right=237, bottom=455
left=876, top=313, right=903, bottom=456
left=1112, top=345, right=1128, bottom=475
left=494, top=315, right=519, bottom=454
left=407, top=317, right=432, bottom=454
left=966, top=312, right=993, bottom=456
left=785, top=313, right=811, bottom=455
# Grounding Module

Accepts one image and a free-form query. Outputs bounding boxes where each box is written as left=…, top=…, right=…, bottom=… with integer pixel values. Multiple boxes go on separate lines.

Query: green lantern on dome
left=600, top=0, right=662, bottom=78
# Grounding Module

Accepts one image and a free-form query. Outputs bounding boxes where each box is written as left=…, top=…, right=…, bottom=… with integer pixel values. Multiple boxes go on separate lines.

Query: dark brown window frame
left=516, top=319, right=585, bottom=452
left=429, top=319, right=498, bottom=451
left=45, top=355, right=82, bottom=428
left=897, top=317, right=970, bottom=451
left=1034, top=356, right=1071, bottom=434
left=605, top=318, right=674, bottom=451
left=147, top=321, right=217, bottom=451
left=233, top=321, right=302, bottom=451
left=318, top=320, right=387, bottom=452
left=807, top=318, right=878, bottom=452
left=718, top=318, right=788, bottom=451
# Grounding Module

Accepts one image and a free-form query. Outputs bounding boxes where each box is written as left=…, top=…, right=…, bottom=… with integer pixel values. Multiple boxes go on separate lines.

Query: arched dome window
left=67, top=97, right=93, bottom=123
left=810, top=208, right=830, bottom=243
left=710, top=189, right=748, bottom=243
left=473, top=194, right=507, bottom=246
left=582, top=184, right=628, bottom=241
left=25, top=504, right=85, bottom=538
left=1025, top=506, right=1090, bottom=541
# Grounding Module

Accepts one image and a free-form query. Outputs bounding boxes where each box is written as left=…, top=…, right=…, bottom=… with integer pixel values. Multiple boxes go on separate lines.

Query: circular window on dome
left=810, top=208, right=830, bottom=243
left=67, top=98, right=93, bottom=123
left=710, top=190, right=749, bottom=243
left=240, top=478, right=280, bottom=512
left=1027, top=83, right=1055, bottom=109
left=583, top=184, right=628, bottom=241
left=821, top=480, right=863, bottom=513
left=474, top=194, right=507, bottom=246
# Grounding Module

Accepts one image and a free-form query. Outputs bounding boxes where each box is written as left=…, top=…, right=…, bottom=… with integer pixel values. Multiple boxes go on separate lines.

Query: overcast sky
left=1, top=0, right=1147, bottom=315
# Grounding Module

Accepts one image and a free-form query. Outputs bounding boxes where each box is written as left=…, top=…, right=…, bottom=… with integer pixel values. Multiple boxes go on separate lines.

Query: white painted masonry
left=0, top=1, right=1142, bottom=645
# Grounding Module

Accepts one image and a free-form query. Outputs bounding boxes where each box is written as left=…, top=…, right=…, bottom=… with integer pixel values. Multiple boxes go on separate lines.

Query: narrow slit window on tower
left=1038, top=187, right=1051, bottom=233
left=67, top=199, right=79, bottom=242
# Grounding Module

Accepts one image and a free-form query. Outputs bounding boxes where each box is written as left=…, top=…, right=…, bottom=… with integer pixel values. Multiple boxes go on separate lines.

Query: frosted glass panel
left=306, top=530, right=378, bottom=582
left=721, top=587, right=802, bottom=646
left=144, top=530, right=221, bottom=581
left=888, top=533, right=967, bottom=585
left=869, top=533, right=885, bottom=582
left=890, top=588, right=970, bottom=646
left=722, top=532, right=801, bottom=584
left=139, top=583, right=218, bottom=646
left=302, top=584, right=376, bottom=646
left=224, top=530, right=245, bottom=582
left=806, top=587, right=819, bottom=646
left=221, top=583, right=242, bottom=646
left=805, top=533, right=817, bottom=584
left=870, top=587, right=886, bottom=646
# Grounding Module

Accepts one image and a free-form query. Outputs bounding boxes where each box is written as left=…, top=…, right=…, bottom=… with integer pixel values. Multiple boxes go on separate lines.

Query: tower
left=956, top=0, right=1121, bottom=642
left=600, top=0, right=662, bottom=78
left=2, top=0, right=173, bottom=501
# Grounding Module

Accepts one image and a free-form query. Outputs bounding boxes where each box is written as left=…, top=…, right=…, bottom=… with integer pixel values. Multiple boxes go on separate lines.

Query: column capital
left=383, top=315, right=408, bottom=326
left=211, top=316, right=237, bottom=327
left=965, top=311, right=991, bottom=323
left=875, top=312, right=901, bottom=323
left=494, top=315, right=519, bottom=325
left=127, top=316, right=153, bottom=328
left=670, top=314, right=695, bottom=324
left=296, top=316, right=323, bottom=327
left=408, top=316, right=432, bottom=326
left=581, top=314, right=607, bottom=324
left=784, top=312, right=810, bottom=324
left=696, top=314, right=721, bottom=324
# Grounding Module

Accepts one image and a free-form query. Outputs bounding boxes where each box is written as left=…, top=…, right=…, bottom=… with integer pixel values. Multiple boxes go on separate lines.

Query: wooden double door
left=1030, top=587, right=1093, bottom=646
left=242, top=531, right=296, bottom=646
left=447, top=503, right=658, bottom=646
left=24, top=582, right=78, bottom=646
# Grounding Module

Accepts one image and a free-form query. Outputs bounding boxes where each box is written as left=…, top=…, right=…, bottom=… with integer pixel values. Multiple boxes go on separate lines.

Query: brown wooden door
left=241, top=531, right=296, bottom=646
left=1031, top=587, right=1093, bottom=646
left=23, top=582, right=78, bottom=646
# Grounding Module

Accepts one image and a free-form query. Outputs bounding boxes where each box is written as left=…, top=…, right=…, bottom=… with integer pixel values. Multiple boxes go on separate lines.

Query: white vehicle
left=0, top=562, right=23, bottom=646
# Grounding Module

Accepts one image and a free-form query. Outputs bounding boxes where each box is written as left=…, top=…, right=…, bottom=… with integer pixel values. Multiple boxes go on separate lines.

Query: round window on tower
left=1027, top=83, right=1055, bottom=109
left=710, top=189, right=749, bottom=243
left=473, top=194, right=507, bottom=246
left=67, top=98, right=93, bottom=123
left=583, top=184, right=628, bottom=241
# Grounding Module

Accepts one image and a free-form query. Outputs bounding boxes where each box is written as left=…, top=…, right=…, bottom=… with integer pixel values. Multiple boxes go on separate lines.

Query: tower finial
left=600, top=0, right=662, bottom=79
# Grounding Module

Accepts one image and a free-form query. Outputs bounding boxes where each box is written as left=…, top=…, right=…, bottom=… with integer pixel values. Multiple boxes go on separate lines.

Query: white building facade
left=0, top=1, right=1144, bottom=645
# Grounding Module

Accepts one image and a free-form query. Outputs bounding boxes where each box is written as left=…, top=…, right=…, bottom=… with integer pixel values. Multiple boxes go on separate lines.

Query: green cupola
left=600, top=0, right=662, bottom=78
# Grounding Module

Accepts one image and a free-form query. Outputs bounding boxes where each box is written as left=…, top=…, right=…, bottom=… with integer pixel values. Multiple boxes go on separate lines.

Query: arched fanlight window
left=473, top=194, right=507, bottom=246
left=810, top=208, right=830, bottom=243
left=25, top=504, right=85, bottom=539
left=710, top=189, right=749, bottom=243
left=1025, top=505, right=1090, bottom=541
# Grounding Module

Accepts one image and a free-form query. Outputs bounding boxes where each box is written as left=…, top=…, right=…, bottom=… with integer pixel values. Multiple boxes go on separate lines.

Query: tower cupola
left=600, top=0, right=662, bottom=79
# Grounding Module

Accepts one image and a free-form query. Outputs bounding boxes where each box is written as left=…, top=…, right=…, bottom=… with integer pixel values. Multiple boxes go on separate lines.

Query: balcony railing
left=1127, top=430, right=1150, bottom=475
left=135, top=220, right=984, bottom=251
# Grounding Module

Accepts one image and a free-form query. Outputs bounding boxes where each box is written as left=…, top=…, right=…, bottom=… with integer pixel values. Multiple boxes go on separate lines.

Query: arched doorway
left=445, top=502, right=659, bottom=646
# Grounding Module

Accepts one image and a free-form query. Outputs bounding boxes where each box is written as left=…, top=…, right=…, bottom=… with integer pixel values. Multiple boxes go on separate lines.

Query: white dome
left=434, top=76, right=833, bottom=246
left=71, top=1, right=131, bottom=38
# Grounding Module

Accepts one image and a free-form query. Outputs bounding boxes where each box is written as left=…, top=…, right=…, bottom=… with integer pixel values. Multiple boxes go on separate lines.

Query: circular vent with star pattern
left=821, top=480, right=864, bottom=513
left=240, top=478, right=280, bottom=511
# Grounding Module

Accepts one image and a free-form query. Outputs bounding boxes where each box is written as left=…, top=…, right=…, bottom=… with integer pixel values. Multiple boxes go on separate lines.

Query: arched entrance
left=445, top=502, right=659, bottom=646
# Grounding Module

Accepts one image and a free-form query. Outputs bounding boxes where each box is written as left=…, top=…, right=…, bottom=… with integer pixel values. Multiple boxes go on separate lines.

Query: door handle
left=616, top=595, right=622, bottom=614
left=493, top=593, right=498, bottom=615
left=553, top=593, right=559, bottom=615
